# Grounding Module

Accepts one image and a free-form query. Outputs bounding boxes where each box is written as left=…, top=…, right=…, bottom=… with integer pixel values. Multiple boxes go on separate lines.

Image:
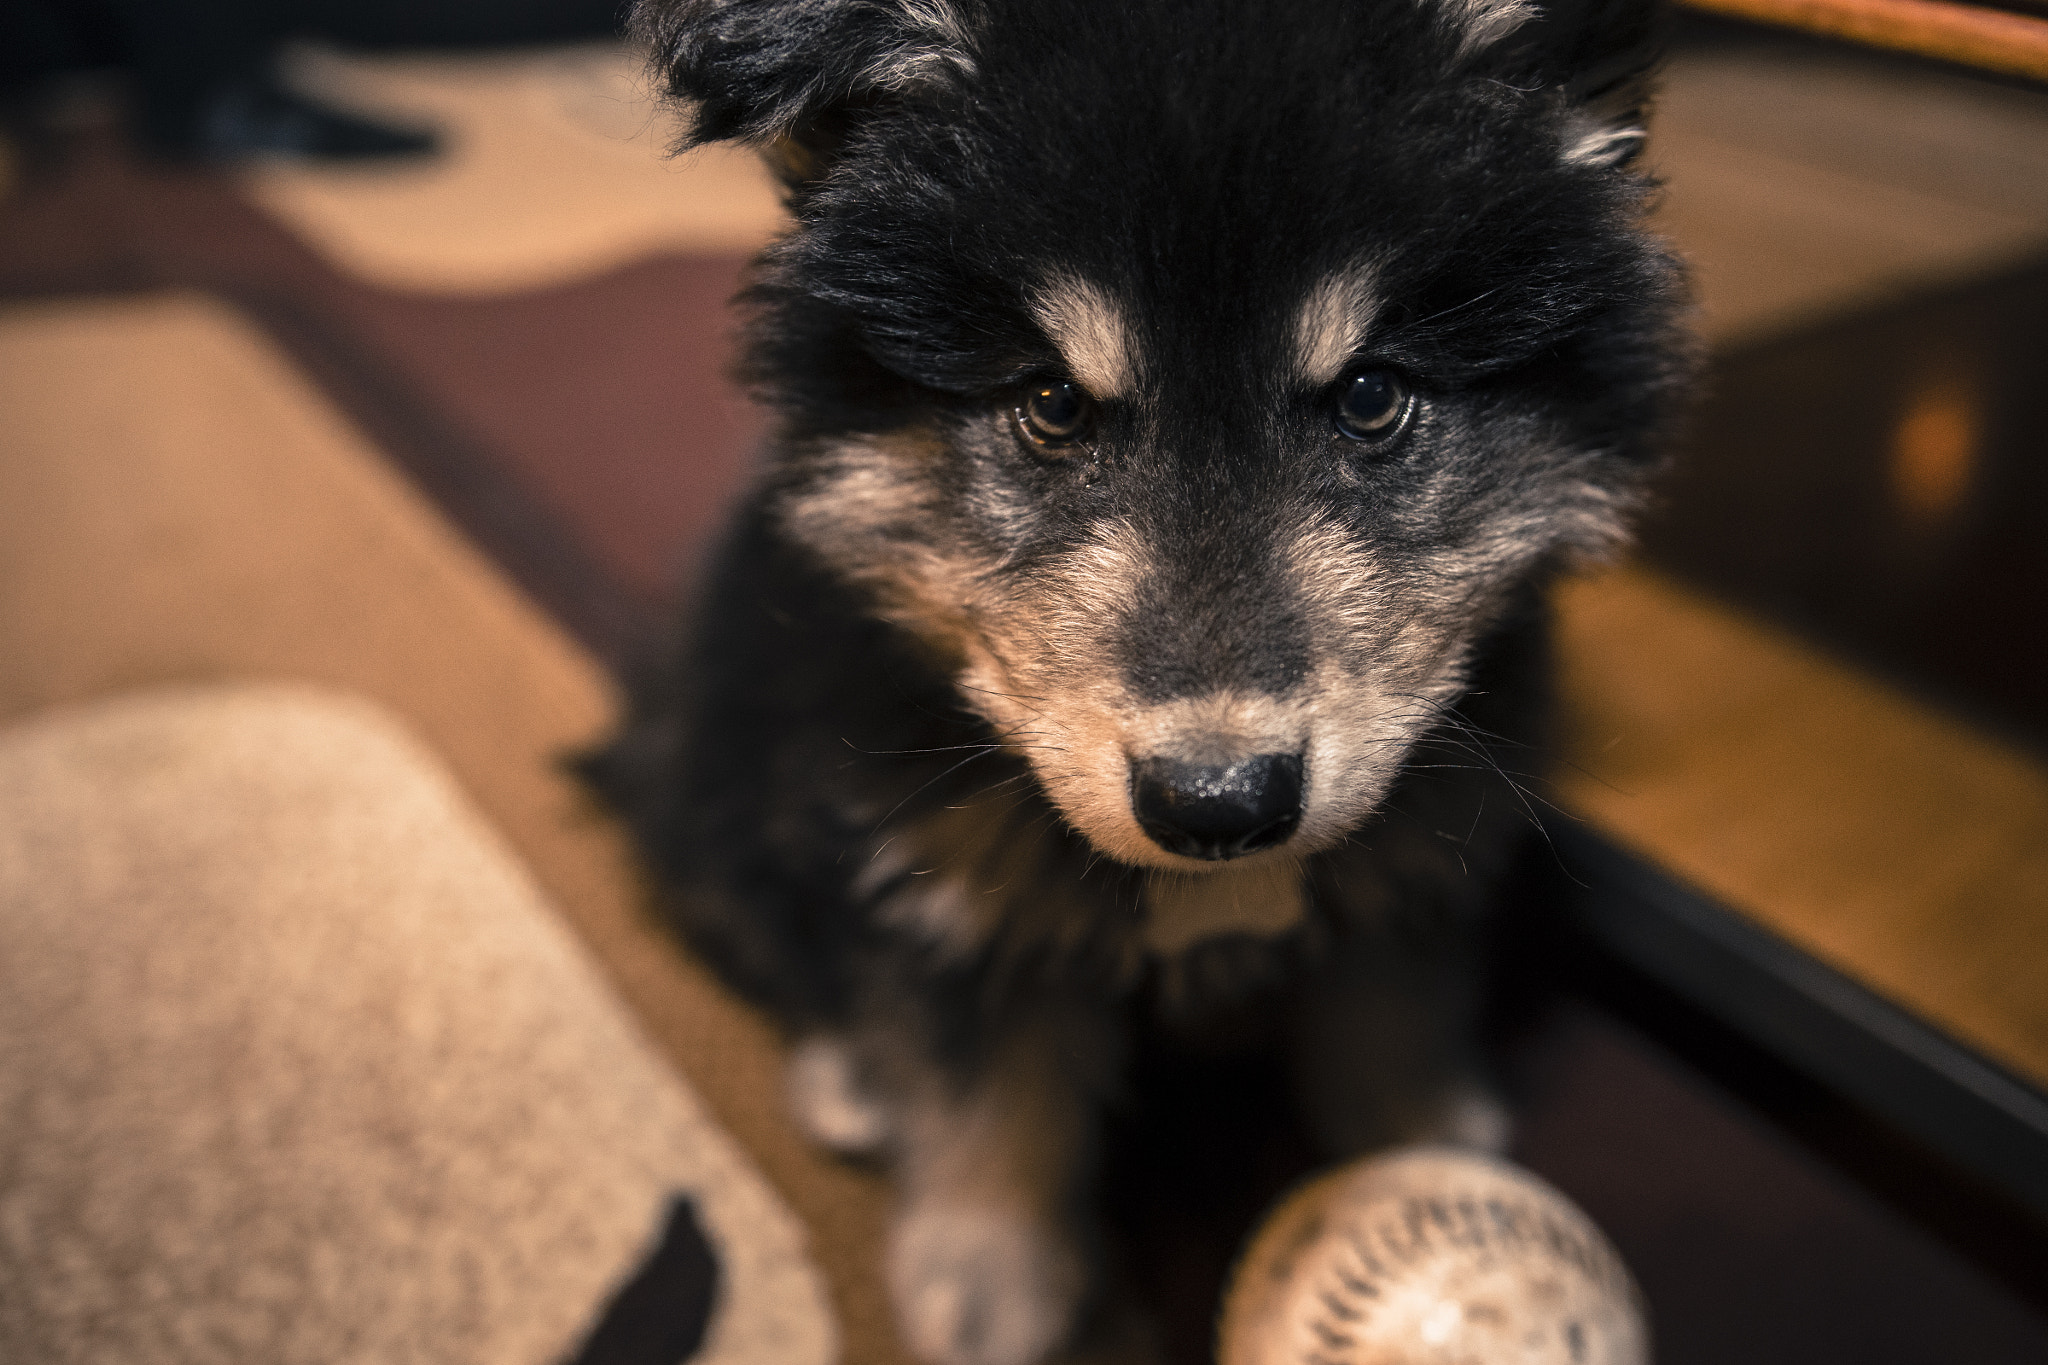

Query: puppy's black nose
left=1131, top=753, right=1303, bottom=861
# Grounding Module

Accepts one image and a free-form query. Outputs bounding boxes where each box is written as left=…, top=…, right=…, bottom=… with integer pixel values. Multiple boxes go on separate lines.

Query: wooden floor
left=1555, top=566, right=2048, bottom=1091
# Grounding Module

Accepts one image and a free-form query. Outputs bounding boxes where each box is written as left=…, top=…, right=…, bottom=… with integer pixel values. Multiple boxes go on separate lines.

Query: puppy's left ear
left=632, top=0, right=977, bottom=150
left=1482, top=0, right=1669, bottom=169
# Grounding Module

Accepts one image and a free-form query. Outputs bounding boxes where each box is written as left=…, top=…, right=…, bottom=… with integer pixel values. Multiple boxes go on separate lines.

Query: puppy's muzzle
left=1131, top=752, right=1303, bottom=861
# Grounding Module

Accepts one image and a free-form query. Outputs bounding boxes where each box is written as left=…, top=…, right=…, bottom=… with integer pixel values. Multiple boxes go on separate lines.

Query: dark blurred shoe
left=0, top=76, right=107, bottom=184
left=161, top=76, right=437, bottom=162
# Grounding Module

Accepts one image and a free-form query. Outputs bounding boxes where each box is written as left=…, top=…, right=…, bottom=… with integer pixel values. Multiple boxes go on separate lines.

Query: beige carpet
left=0, top=291, right=916, bottom=1365
left=243, top=43, right=787, bottom=295
left=0, top=683, right=832, bottom=1365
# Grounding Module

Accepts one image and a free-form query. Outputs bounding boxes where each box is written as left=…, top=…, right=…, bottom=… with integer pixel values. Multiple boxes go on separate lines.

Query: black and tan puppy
left=591, top=2, right=1690, bottom=1361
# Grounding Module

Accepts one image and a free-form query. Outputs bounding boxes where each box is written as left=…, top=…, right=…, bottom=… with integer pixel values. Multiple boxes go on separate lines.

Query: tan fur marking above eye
left=1294, top=267, right=1382, bottom=388
left=1029, top=277, right=1138, bottom=399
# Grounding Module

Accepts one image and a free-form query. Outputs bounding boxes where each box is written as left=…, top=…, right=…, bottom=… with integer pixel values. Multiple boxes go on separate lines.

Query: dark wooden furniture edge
left=1534, top=820, right=2048, bottom=1291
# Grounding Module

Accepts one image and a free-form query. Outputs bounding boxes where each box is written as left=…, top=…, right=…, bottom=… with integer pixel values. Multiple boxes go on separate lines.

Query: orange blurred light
left=1889, top=367, right=1980, bottom=532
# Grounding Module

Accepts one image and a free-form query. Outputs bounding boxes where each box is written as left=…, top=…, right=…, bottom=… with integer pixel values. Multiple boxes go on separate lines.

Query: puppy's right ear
left=632, top=0, right=978, bottom=151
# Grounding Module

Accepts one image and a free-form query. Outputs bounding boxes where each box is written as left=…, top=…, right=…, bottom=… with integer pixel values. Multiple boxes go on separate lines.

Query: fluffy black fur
left=589, top=3, right=1690, bottom=1361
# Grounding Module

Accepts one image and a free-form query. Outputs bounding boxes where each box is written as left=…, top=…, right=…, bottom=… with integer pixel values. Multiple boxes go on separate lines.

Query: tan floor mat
left=0, top=682, right=831, bottom=1365
left=0, top=292, right=912, bottom=1365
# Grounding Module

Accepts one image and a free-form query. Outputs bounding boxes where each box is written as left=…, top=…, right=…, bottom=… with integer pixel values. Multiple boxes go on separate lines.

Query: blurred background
left=1, top=5, right=2045, bottom=1364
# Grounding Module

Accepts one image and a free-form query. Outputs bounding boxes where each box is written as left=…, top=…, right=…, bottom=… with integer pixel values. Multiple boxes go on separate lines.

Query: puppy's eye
left=1334, top=368, right=1412, bottom=442
left=1016, top=379, right=1096, bottom=449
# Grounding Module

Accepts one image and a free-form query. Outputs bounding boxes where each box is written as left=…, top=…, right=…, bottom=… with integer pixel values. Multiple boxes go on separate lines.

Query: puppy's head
left=640, top=0, right=1691, bottom=873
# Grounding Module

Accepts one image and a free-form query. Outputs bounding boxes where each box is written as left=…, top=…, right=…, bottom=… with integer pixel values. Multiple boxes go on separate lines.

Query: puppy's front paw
left=786, top=1035, right=893, bottom=1154
left=886, top=1199, right=1085, bottom=1365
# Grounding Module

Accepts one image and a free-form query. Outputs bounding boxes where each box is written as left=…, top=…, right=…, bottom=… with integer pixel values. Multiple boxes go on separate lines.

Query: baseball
left=1218, top=1147, right=1648, bottom=1365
